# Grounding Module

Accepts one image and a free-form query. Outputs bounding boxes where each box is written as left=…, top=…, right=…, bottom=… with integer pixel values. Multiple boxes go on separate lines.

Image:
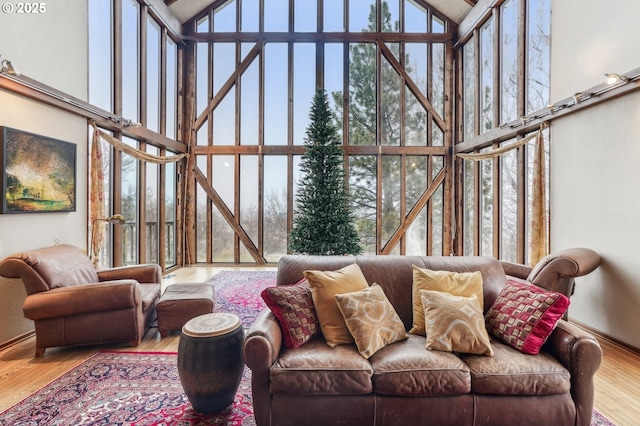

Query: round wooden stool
left=177, top=312, right=244, bottom=413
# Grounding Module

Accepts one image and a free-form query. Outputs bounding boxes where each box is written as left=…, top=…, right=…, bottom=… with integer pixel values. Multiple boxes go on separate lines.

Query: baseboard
left=0, top=330, right=35, bottom=351
left=569, top=319, right=640, bottom=355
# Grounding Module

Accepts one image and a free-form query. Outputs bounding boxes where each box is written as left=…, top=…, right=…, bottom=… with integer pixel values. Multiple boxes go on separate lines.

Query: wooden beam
left=143, top=0, right=184, bottom=42
left=193, top=166, right=266, bottom=264
left=457, top=0, right=496, bottom=44
left=185, top=32, right=452, bottom=43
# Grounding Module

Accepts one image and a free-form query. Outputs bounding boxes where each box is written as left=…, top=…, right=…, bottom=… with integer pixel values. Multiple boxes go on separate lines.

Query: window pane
left=324, top=0, right=344, bottom=31
left=382, top=0, right=400, bottom=32
left=196, top=155, right=208, bottom=262
left=501, top=0, right=519, bottom=123
left=405, top=0, right=427, bottom=33
left=501, top=143, right=518, bottom=262
left=166, top=38, right=177, bottom=139
left=527, top=0, right=550, bottom=113
left=350, top=155, right=377, bottom=253
left=293, top=43, right=316, bottom=145
left=432, top=15, right=445, bottom=33
left=241, top=60, right=259, bottom=145
left=145, top=146, right=159, bottom=263
left=405, top=87, right=427, bottom=146
left=241, top=0, right=259, bottom=31
left=213, top=91, right=236, bottom=145
left=265, top=0, right=288, bottom=32
left=295, top=0, right=316, bottom=32
left=146, top=17, right=160, bottom=132
left=164, top=161, right=176, bottom=266
left=349, top=43, right=376, bottom=146
left=463, top=160, right=475, bottom=256
left=325, top=43, right=344, bottom=141
left=381, top=57, right=401, bottom=146
left=480, top=18, right=494, bottom=133
left=463, top=39, right=475, bottom=140
left=480, top=151, right=493, bottom=256
left=432, top=43, right=445, bottom=118
left=350, top=0, right=375, bottom=32
left=264, top=43, right=289, bottom=146
left=240, top=156, right=259, bottom=261
left=196, top=42, right=209, bottom=115
left=121, top=137, right=139, bottom=265
left=431, top=156, right=444, bottom=256
left=381, top=156, right=401, bottom=247
left=213, top=156, right=235, bottom=262
left=264, top=156, right=288, bottom=261
left=214, top=0, right=236, bottom=31
left=88, top=1, right=112, bottom=111
left=122, top=0, right=138, bottom=122
left=213, top=43, right=235, bottom=95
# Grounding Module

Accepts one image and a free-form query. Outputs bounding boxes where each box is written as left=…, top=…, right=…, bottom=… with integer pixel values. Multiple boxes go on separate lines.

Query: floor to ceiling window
left=88, top=0, right=182, bottom=269
left=188, top=0, right=454, bottom=263
left=457, top=0, right=550, bottom=264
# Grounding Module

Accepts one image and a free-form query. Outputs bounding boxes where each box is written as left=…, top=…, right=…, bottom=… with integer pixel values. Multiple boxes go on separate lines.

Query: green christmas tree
left=288, top=88, right=362, bottom=255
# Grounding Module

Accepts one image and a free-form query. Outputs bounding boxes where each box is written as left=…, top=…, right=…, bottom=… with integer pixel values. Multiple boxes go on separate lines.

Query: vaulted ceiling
left=164, top=0, right=476, bottom=25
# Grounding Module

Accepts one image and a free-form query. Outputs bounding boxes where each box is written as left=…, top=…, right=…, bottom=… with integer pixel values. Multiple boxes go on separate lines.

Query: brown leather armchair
left=0, top=244, right=161, bottom=357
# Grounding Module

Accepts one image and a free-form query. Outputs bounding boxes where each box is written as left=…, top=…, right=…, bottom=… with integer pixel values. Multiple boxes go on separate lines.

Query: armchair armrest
left=243, top=308, right=283, bottom=373
left=544, top=320, right=602, bottom=426
left=97, top=264, right=161, bottom=284
left=22, top=280, right=141, bottom=320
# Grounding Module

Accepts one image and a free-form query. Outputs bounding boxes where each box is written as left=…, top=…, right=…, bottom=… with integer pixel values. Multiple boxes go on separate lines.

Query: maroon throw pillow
left=485, top=280, right=570, bottom=355
left=261, top=279, right=319, bottom=348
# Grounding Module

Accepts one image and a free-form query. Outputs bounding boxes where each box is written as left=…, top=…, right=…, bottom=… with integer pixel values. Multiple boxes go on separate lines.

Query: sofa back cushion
left=277, top=255, right=507, bottom=330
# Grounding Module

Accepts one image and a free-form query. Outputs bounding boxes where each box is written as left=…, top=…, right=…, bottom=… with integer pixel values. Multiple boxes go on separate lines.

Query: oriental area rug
left=0, top=270, right=616, bottom=426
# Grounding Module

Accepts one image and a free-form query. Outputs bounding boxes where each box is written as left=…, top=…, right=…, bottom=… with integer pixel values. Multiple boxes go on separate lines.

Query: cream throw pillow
left=420, top=289, right=494, bottom=356
left=409, top=266, right=484, bottom=336
left=305, top=263, right=369, bottom=347
left=335, top=283, right=408, bottom=359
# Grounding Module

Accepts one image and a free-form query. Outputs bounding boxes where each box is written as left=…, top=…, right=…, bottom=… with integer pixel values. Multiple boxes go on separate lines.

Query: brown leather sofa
left=243, top=249, right=602, bottom=426
left=0, top=244, right=161, bottom=357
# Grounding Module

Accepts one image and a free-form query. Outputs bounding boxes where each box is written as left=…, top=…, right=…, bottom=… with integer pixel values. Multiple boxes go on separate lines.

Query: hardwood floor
left=0, top=266, right=638, bottom=425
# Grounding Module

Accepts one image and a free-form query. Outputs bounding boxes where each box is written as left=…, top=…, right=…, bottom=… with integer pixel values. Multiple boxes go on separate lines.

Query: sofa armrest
left=544, top=320, right=602, bottom=426
left=243, top=308, right=283, bottom=372
left=527, top=248, right=600, bottom=296
left=22, top=280, right=141, bottom=320
left=97, top=264, right=161, bottom=284
left=499, top=260, right=533, bottom=281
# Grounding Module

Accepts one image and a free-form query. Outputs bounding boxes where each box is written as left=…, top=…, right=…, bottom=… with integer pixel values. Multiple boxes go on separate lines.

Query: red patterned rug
left=0, top=270, right=616, bottom=425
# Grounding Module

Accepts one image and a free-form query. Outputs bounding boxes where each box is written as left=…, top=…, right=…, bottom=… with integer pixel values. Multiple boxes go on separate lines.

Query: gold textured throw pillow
left=420, top=289, right=494, bottom=356
left=305, top=263, right=369, bottom=347
left=335, top=283, right=408, bottom=359
left=409, top=266, right=484, bottom=336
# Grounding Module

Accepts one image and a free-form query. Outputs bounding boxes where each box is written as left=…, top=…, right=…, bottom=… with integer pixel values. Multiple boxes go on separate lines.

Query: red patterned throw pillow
left=261, top=279, right=320, bottom=348
left=485, top=280, right=570, bottom=355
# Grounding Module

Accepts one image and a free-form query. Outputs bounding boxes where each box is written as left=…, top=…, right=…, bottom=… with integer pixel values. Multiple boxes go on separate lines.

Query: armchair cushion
left=22, top=280, right=140, bottom=320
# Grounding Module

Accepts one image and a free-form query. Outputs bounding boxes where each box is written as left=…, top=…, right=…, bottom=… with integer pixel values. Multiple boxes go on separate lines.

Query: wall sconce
left=604, top=73, right=629, bottom=84
left=0, top=57, right=20, bottom=76
left=90, top=214, right=125, bottom=268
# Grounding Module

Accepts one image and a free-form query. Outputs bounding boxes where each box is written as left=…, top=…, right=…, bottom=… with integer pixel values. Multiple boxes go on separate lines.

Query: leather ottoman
left=157, top=284, right=215, bottom=337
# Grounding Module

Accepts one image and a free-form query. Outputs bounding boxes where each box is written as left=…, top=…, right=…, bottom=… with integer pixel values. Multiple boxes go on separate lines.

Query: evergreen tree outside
left=289, top=88, right=362, bottom=255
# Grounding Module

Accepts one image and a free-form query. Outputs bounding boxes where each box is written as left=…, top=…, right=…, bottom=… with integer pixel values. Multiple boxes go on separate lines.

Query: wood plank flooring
left=0, top=266, right=638, bottom=425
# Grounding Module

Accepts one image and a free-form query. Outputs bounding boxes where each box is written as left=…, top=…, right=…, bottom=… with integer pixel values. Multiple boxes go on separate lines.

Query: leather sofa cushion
left=459, top=341, right=571, bottom=395
left=371, top=335, right=471, bottom=396
left=270, top=338, right=373, bottom=395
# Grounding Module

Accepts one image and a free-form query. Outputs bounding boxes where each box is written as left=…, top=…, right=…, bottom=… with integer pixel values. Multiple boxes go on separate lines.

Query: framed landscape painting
left=0, top=127, right=76, bottom=213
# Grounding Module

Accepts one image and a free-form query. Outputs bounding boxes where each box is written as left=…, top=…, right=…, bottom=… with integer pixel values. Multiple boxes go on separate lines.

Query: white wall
left=0, top=1, right=88, bottom=345
left=551, top=0, right=640, bottom=348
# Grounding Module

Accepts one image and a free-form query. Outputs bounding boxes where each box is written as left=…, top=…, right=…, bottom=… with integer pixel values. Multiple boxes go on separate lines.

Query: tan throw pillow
left=409, top=266, right=484, bottom=336
left=305, top=263, right=369, bottom=347
left=335, top=283, right=408, bottom=359
left=420, top=289, right=494, bottom=356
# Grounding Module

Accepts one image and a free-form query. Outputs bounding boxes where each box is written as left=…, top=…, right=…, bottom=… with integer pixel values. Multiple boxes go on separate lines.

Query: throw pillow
left=261, top=279, right=319, bottom=348
left=335, top=283, right=408, bottom=359
left=420, top=289, right=494, bottom=356
left=409, top=266, right=484, bottom=336
left=485, top=280, right=570, bottom=355
left=304, top=263, right=369, bottom=347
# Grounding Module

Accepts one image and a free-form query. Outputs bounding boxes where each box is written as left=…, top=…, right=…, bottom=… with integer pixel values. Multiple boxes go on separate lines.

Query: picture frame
left=0, top=126, right=76, bottom=213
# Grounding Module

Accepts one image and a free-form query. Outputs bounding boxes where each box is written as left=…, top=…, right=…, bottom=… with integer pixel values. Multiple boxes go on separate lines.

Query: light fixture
left=0, top=56, right=20, bottom=76
left=90, top=214, right=126, bottom=268
left=604, top=73, right=628, bottom=84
